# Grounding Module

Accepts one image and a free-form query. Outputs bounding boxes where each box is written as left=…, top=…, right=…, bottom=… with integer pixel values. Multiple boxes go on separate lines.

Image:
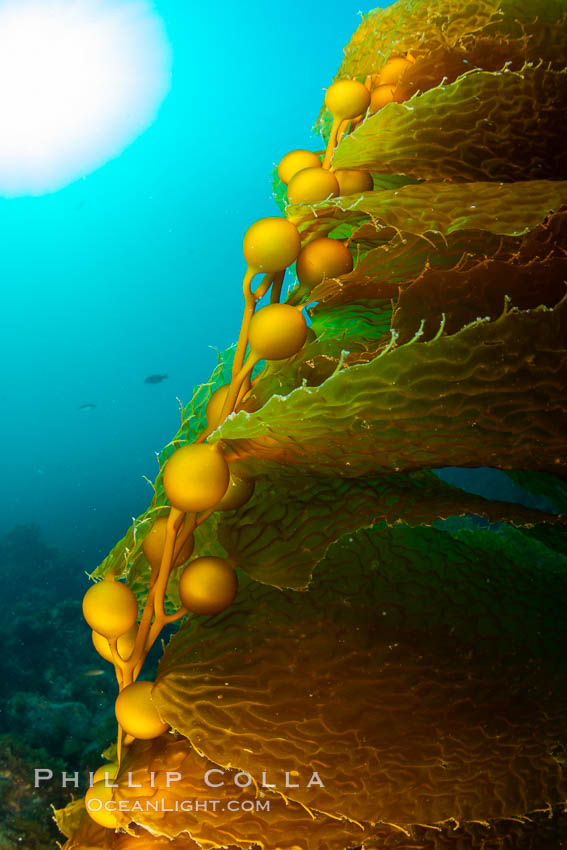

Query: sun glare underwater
left=0, top=0, right=172, bottom=197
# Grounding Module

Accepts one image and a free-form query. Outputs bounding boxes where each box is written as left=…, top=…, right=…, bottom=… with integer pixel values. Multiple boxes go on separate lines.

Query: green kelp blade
left=503, top=469, right=567, bottom=513
left=333, top=68, right=567, bottom=182
left=153, top=539, right=567, bottom=829
left=309, top=300, right=392, bottom=345
left=525, top=524, right=567, bottom=560
left=242, top=298, right=396, bottom=410
left=215, top=297, right=567, bottom=477
left=54, top=799, right=88, bottom=841
left=287, top=180, right=567, bottom=242
left=56, top=799, right=106, bottom=849
left=214, top=469, right=564, bottom=590
left=316, top=522, right=567, bottom=656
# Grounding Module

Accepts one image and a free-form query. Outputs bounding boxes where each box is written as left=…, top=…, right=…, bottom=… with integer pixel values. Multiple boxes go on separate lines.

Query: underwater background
left=0, top=0, right=368, bottom=564
left=1, top=0, right=566, bottom=847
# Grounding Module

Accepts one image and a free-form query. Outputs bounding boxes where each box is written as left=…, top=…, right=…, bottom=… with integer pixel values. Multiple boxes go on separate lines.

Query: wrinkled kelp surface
left=60, top=0, right=567, bottom=847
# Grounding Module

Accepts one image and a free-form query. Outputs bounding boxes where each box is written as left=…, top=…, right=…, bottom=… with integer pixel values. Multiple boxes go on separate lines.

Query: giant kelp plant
left=57, top=0, right=567, bottom=847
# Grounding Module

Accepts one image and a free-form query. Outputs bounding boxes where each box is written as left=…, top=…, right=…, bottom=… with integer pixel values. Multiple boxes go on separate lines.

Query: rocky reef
left=0, top=526, right=116, bottom=846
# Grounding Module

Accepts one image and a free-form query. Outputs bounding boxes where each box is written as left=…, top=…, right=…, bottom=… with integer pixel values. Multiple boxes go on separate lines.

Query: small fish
left=78, top=403, right=96, bottom=411
left=82, top=669, right=105, bottom=677
left=144, top=374, right=168, bottom=384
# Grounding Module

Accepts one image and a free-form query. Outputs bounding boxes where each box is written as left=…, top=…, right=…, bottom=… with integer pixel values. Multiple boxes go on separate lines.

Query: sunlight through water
left=0, top=0, right=171, bottom=196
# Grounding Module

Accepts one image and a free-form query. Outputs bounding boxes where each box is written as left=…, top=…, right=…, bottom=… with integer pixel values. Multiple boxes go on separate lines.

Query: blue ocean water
left=0, top=0, right=385, bottom=566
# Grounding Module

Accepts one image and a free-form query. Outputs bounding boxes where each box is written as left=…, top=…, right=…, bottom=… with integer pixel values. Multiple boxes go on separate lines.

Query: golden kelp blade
left=153, top=560, right=567, bottom=830
left=333, top=68, right=567, bottom=182
left=109, top=736, right=392, bottom=848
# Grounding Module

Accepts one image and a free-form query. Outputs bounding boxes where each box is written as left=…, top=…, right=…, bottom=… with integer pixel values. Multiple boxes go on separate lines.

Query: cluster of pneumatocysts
left=81, top=59, right=412, bottom=831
